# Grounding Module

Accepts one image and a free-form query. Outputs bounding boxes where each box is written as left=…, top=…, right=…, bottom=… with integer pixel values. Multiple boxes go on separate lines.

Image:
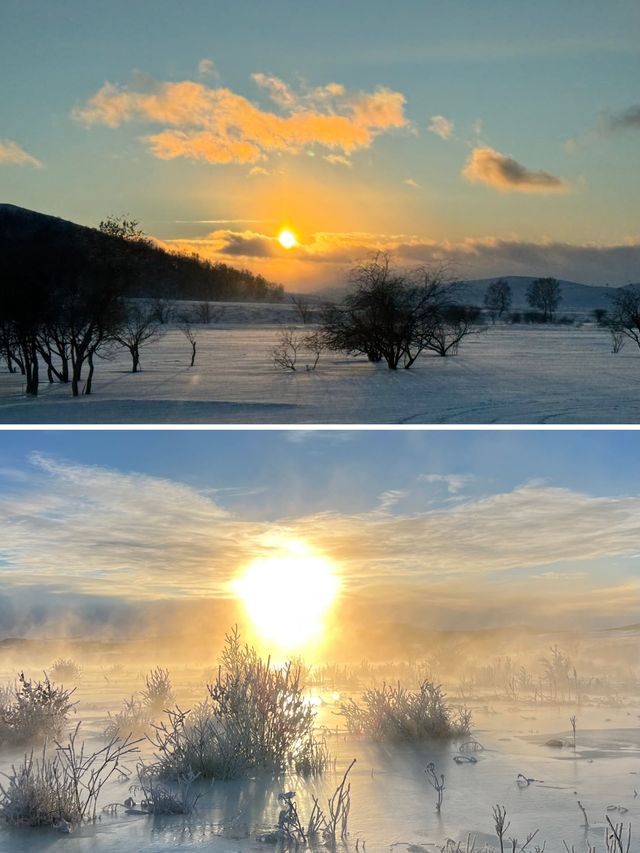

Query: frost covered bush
left=104, top=667, right=173, bottom=740
left=104, top=695, right=150, bottom=741
left=146, top=628, right=328, bottom=780
left=0, top=673, right=77, bottom=746
left=340, top=680, right=471, bottom=741
left=49, top=658, right=82, bottom=681
left=140, top=667, right=174, bottom=714
left=0, top=724, right=138, bottom=828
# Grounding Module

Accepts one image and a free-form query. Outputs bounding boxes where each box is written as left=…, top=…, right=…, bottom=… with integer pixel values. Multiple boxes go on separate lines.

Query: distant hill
left=459, top=276, right=616, bottom=314
left=316, top=274, right=634, bottom=315
left=0, top=203, right=283, bottom=302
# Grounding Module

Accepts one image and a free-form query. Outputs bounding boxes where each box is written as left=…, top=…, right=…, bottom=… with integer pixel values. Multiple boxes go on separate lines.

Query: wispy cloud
left=0, top=139, right=42, bottom=168
left=72, top=70, right=408, bottom=165
left=2, top=456, right=640, bottom=634
left=601, top=103, right=640, bottom=132
left=1, top=456, right=640, bottom=604
left=463, top=146, right=570, bottom=194
left=428, top=115, right=454, bottom=140
left=419, top=473, right=475, bottom=494
left=197, top=58, right=218, bottom=78
left=376, top=490, right=408, bottom=512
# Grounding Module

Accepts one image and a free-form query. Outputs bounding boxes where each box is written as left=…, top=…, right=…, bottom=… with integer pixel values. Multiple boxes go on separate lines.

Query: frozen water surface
left=0, top=697, right=638, bottom=852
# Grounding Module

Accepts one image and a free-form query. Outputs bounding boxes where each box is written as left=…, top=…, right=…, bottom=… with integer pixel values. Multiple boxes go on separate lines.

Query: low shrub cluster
left=0, top=673, right=77, bottom=746
left=49, top=658, right=82, bottom=681
left=340, top=680, right=471, bottom=741
left=147, top=629, right=328, bottom=781
left=0, top=723, right=139, bottom=828
left=104, top=666, right=174, bottom=740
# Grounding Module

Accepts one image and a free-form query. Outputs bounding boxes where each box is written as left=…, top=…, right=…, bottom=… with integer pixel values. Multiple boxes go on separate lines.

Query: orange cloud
left=0, top=139, right=42, bottom=168
left=161, top=228, right=640, bottom=289
left=463, top=146, right=570, bottom=193
left=73, top=72, right=408, bottom=165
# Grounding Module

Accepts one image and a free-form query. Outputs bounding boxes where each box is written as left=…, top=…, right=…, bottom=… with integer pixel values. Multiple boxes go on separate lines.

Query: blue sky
left=2, top=0, right=639, bottom=287
left=0, top=430, right=639, bottom=639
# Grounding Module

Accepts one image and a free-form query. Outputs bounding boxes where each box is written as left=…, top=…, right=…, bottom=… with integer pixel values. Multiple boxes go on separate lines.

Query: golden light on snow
left=232, top=543, right=339, bottom=651
left=277, top=228, right=298, bottom=249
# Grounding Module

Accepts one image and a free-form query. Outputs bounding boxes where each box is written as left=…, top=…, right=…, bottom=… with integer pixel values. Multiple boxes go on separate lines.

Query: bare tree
left=194, top=302, right=225, bottom=324
left=178, top=317, right=198, bottom=367
left=113, top=302, right=164, bottom=372
left=98, top=214, right=150, bottom=245
left=607, top=285, right=640, bottom=351
left=526, top=277, right=562, bottom=322
left=425, top=305, right=482, bottom=356
left=148, top=297, right=176, bottom=325
left=322, top=253, right=460, bottom=370
left=290, top=294, right=314, bottom=324
left=484, top=279, right=512, bottom=323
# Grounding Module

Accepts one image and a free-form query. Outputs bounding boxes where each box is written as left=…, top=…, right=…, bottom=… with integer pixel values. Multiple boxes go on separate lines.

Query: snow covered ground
left=1, top=322, right=639, bottom=424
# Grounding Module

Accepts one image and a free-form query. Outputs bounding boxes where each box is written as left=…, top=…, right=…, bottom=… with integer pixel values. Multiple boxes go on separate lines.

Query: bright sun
left=277, top=228, right=298, bottom=249
left=232, top=543, right=339, bottom=651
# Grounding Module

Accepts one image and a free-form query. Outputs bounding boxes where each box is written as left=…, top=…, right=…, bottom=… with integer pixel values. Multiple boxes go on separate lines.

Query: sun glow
left=277, top=228, right=298, bottom=249
left=232, top=543, right=339, bottom=651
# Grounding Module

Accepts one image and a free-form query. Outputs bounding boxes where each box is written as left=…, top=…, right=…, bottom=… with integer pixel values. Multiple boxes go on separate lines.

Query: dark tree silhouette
left=483, top=279, right=512, bottom=322
left=177, top=317, right=198, bottom=367
left=425, top=305, right=482, bottom=356
left=113, top=303, right=163, bottom=372
left=322, top=254, right=466, bottom=369
left=290, top=294, right=314, bottom=324
left=606, top=285, right=640, bottom=350
left=526, top=277, right=562, bottom=322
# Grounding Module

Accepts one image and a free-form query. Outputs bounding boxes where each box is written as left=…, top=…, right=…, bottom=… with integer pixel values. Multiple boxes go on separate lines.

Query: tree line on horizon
left=0, top=213, right=283, bottom=396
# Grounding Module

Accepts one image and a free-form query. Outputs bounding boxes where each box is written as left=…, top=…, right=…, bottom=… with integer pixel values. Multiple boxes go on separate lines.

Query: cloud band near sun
left=72, top=71, right=408, bottom=165
left=161, top=228, right=640, bottom=286
left=1, top=454, right=640, bottom=634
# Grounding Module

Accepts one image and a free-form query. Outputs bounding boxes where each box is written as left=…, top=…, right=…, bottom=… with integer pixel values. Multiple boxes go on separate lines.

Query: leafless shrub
left=273, top=327, right=302, bottom=371
left=340, top=680, right=471, bottom=741
left=493, top=805, right=510, bottom=853
left=0, top=723, right=139, bottom=828
left=606, top=817, right=631, bottom=853
left=577, top=799, right=589, bottom=828
left=273, top=759, right=355, bottom=845
left=0, top=673, right=77, bottom=746
left=610, top=327, right=626, bottom=353
left=425, top=761, right=445, bottom=812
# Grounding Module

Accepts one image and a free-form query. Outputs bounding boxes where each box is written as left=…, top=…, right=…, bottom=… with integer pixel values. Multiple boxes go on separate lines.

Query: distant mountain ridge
left=460, top=276, right=619, bottom=314
left=317, top=274, right=633, bottom=314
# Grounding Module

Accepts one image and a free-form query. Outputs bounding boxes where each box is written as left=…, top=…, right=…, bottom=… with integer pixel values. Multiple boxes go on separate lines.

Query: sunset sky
left=1, top=0, right=639, bottom=288
left=0, top=430, right=638, bottom=647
